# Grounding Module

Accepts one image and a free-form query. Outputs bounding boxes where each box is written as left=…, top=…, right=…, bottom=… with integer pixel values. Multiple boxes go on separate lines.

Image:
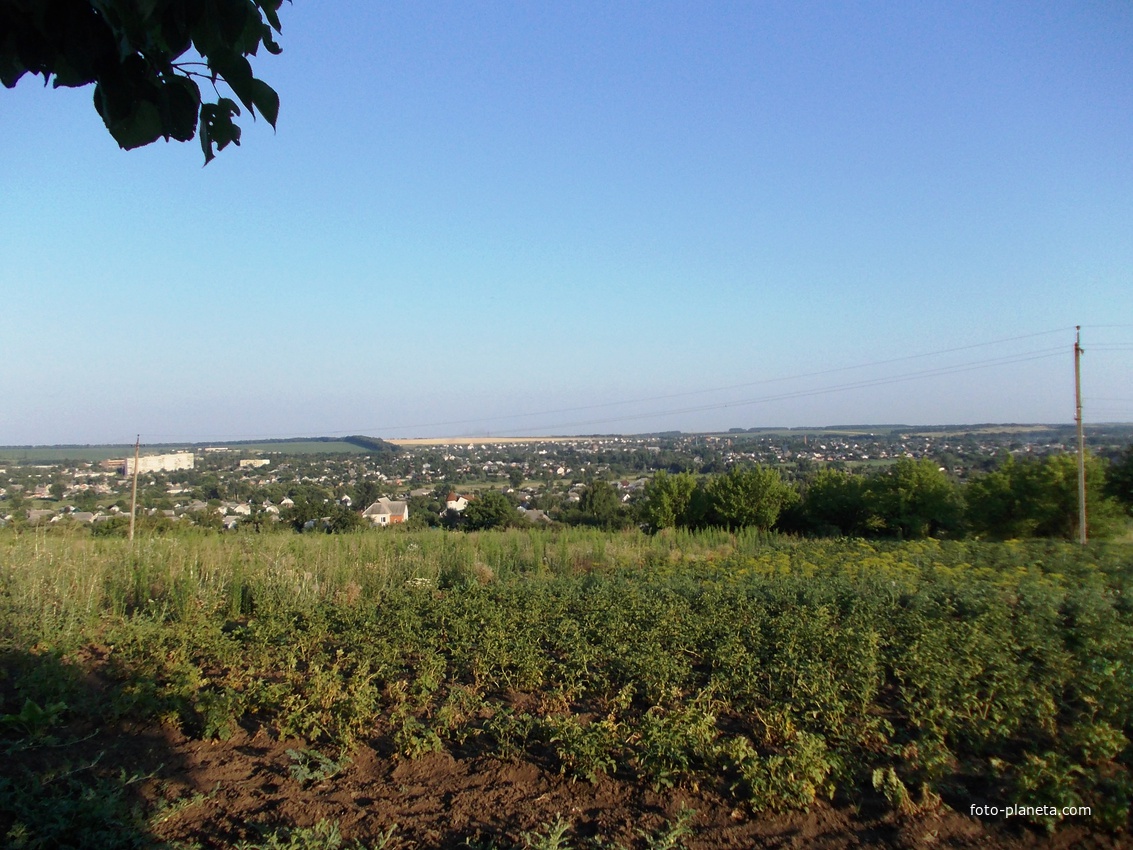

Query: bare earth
left=13, top=719, right=1128, bottom=850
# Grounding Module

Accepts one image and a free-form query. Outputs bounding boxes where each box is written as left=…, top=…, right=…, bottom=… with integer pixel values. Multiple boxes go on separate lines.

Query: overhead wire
left=334, top=328, right=1073, bottom=436
left=508, top=347, right=1067, bottom=434
left=144, top=325, right=1129, bottom=441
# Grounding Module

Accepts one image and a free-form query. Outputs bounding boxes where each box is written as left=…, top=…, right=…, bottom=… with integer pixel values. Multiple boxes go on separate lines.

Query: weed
left=148, top=783, right=221, bottom=828
left=235, top=819, right=394, bottom=850
left=639, top=804, right=697, bottom=850
left=0, top=698, right=68, bottom=741
left=285, top=748, right=351, bottom=786
left=0, top=762, right=153, bottom=849
left=521, top=815, right=573, bottom=850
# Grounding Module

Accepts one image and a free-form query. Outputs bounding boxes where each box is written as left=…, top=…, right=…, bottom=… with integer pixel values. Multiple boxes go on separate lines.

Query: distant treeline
left=567, top=450, right=1133, bottom=542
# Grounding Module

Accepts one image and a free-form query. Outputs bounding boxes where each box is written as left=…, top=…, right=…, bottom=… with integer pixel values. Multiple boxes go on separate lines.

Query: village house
left=363, top=497, right=409, bottom=526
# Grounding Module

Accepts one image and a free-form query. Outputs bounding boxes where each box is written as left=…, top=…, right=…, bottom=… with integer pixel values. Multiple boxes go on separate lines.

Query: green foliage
left=0, top=762, right=153, bottom=850
left=871, top=766, right=918, bottom=814
left=282, top=499, right=363, bottom=534
left=720, top=730, right=834, bottom=811
left=1, top=0, right=285, bottom=163
left=0, top=699, right=68, bottom=742
left=1, top=529, right=1132, bottom=837
left=520, top=815, right=574, bottom=850
left=285, top=748, right=351, bottom=786
left=637, top=470, right=699, bottom=531
left=542, top=711, right=622, bottom=783
left=1106, top=444, right=1133, bottom=514
left=235, top=819, right=393, bottom=850
left=798, top=468, right=879, bottom=536
left=570, top=480, right=628, bottom=530
left=705, top=465, right=796, bottom=531
left=967, top=452, right=1122, bottom=539
left=191, top=685, right=245, bottom=740
left=634, top=693, right=720, bottom=790
left=462, top=489, right=520, bottom=530
left=867, top=457, right=963, bottom=538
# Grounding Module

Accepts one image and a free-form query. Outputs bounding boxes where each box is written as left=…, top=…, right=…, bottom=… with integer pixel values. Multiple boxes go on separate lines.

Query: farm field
left=0, top=440, right=374, bottom=464
left=1, top=528, right=1131, bottom=848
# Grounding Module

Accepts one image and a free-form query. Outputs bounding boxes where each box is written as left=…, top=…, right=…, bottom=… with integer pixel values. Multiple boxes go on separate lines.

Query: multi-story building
left=123, top=452, right=195, bottom=476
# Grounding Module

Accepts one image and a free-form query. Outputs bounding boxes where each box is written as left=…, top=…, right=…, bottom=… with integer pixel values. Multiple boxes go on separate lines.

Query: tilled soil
left=7, top=722, right=1128, bottom=849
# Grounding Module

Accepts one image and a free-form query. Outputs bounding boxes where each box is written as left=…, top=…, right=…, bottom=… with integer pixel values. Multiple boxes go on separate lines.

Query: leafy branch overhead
left=0, top=0, right=286, bottom=163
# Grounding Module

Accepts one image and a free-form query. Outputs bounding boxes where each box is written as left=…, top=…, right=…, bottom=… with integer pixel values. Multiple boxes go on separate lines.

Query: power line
left=147, top=327, right=1091, bottom=441
left=328, top=346, right=1063, bottom=439
left=507, top=348, right=1067, bottom=434
left=334, top=329, right=1073, bottom=436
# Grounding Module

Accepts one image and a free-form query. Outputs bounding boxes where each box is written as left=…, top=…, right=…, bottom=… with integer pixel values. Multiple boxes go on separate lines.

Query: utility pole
left=129, top=435, right=140, bottom=544
left=1075, top=327, right=1087, bottom=546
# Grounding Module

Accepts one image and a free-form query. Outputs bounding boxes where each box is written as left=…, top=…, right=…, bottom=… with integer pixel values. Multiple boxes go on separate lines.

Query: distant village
left=2, top=424, right=1130, bottom=531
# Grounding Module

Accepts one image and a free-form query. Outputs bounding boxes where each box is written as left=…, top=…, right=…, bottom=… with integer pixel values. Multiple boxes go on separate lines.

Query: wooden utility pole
left=129, top=435, right=140, bottom=544
left=1075, top=327, right=1087, bottom=546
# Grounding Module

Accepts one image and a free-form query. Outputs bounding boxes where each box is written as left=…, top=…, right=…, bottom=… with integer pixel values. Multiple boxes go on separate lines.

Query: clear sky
left=2, top=1, right=1131, bottom=444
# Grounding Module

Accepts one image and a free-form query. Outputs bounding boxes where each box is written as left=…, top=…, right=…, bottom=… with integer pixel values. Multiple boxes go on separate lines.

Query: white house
left=445, top=492, right=469, bottom=512
left=363, top=497, right=409, bottom=526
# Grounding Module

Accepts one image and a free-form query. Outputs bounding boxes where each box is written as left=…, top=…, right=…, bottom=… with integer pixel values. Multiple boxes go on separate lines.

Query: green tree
left=193, top=507, right=224, bottom=531
left=573, top=480, right=626, bottom=530
left=508, top=468, right=525, bottom=489
left=868, top=457, right=962, bottom=539
left=637, top=470, right=699, bottom=532
left=1105, top=444, right=1133, bottom=515
left=71, top=489, right=101, bottom=511
left=327, top=503, right=364, bottom=533
left=1, top=0, right=285, bottom=163
left=242, top=502, right=270, bottom=533
left=282, top=497, right=324, bottom=532
left=462, top=489, right=518, bottom=531
left=800, top=468, right=878, bottom=537
left=967, top=452, right=1121, bottom=540
left=705, top=465, right=795, bottom=531
left=406, top=494, right=442, bottom=529
left=352, top=479, right=385, bottom=512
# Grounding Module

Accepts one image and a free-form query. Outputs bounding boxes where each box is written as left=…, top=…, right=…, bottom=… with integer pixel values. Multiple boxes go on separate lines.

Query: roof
left=363, top=497, right=408, bottom=516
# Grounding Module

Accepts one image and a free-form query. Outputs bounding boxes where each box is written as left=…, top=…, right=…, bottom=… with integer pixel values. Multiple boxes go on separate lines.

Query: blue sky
left=2, top=1, right=1131, bottom=444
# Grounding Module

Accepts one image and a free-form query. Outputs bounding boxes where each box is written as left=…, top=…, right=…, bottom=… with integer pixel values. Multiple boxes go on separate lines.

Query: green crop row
left=1, top=528, right=1131, bottom=846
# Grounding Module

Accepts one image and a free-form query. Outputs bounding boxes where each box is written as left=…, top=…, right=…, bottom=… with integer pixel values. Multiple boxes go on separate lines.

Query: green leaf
left=249, top=77, right=278, bottom=128
left=259, top=1, right=284, bottom=33
left=158, top=5, right=195, bottom=59
left=211, top=0, right=254, bottom=45
left=106, top=98, right=164, bottom=150
left=261, top=24, right=282, bottom=55
left=200, top=114, right=214, bottom=164
left=199, top=97, right=241, bottom=164
left=160, top=75, right=201, bottom=142
left=210, top=53, right=255, bottom=114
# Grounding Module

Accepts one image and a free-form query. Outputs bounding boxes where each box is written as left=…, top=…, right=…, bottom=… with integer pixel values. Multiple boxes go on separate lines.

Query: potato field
left=1, top=528, right=1131, bottom=848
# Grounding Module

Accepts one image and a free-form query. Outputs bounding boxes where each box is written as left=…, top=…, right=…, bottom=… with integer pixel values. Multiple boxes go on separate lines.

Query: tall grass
left=1, top=526, right=693, bottom=648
